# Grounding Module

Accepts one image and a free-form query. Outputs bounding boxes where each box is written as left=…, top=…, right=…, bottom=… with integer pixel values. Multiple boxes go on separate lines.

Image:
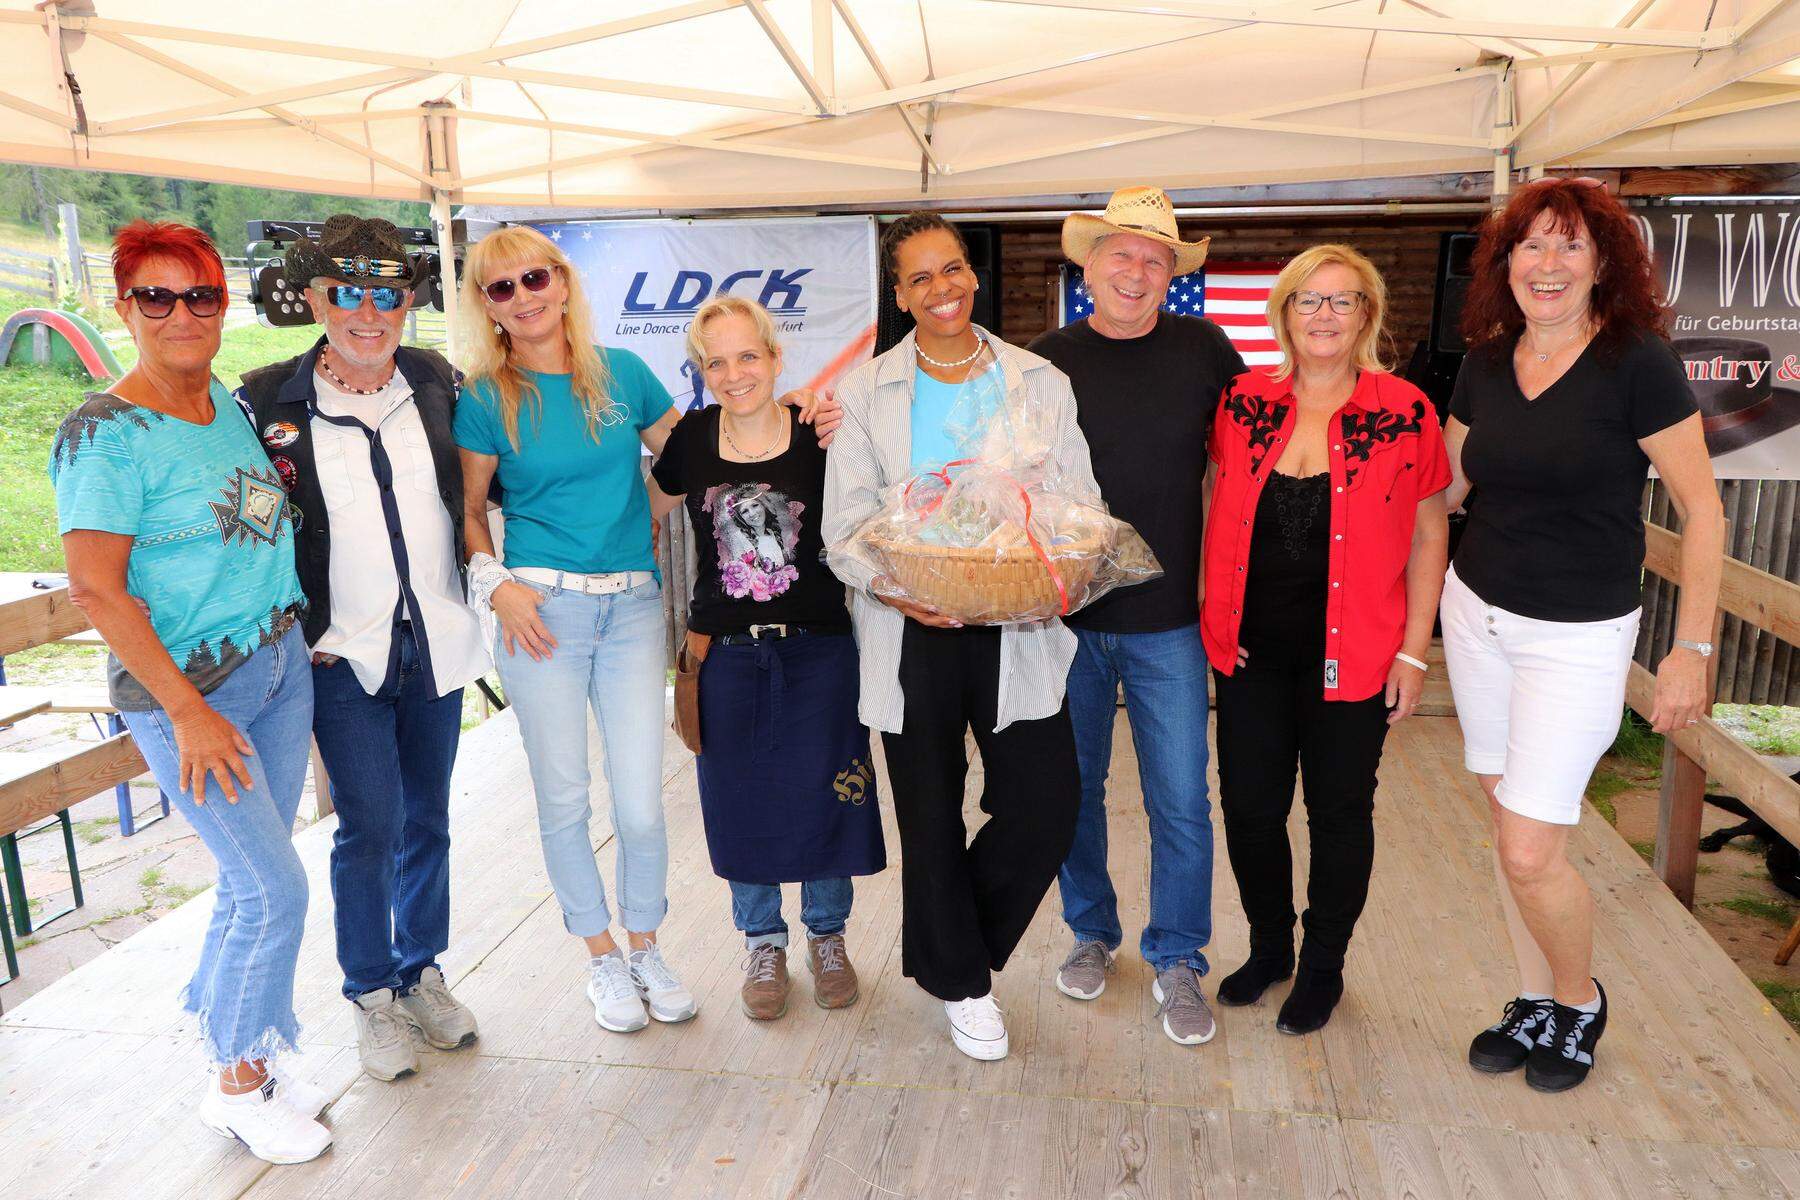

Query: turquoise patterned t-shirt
left=49, top=382, right=306, bottom=710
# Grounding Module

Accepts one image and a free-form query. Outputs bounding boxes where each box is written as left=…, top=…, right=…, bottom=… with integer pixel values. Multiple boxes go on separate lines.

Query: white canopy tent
left=2, top=0, right=1798, bottom=341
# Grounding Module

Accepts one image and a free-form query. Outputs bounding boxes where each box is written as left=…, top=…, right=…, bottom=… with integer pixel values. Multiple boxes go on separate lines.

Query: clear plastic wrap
left=834, top=344, right=1162, bottom=624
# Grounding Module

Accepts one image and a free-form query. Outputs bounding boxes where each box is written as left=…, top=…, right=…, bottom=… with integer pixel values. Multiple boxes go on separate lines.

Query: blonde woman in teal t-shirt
left=453, top=225, right=695, bottom=1036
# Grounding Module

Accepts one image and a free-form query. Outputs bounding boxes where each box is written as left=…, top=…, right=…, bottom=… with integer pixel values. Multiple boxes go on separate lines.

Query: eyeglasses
left=325, top=285, right=408, bottom=312
left=1289, top=290, right=1365, bottom=315
left=482, top=266, right=557, bottom=304
left=124, top=285, right=225, bottom=319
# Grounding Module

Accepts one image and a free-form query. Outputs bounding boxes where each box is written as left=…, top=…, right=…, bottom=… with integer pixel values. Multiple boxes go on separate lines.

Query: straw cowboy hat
left=1062, top=186, right=1210, bottom=274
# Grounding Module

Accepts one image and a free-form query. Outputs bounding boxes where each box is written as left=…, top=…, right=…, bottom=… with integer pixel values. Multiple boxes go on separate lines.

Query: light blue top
left=909, top=363, right=1004, bottom=471
left=454, top=346, right=673, bottom=576
left=49, top=382, right=306, bottom=708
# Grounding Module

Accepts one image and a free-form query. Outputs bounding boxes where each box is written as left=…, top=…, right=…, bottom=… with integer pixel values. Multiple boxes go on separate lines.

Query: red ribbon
left=899, top=460, right=1068, bottom=617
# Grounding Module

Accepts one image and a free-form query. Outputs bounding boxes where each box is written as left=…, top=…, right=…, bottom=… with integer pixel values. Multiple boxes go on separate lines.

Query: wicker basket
left=869, top=531, right=1106, bottom=622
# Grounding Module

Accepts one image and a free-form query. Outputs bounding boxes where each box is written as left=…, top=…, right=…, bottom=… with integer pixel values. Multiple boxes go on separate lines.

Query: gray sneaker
left=399, top=965, right=479, bottom=1050
left=587, top=952, right=650, bottom=1033
left=352, top=988, right=421, bottom=1081
left=1152, top=966, right=1217, bottom=1046
left=1055, top=940, right=1116, bottom=1001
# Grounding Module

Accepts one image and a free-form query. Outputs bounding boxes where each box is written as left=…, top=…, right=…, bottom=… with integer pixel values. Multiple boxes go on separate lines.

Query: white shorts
left=1440, top=565, right=1641, bottom=826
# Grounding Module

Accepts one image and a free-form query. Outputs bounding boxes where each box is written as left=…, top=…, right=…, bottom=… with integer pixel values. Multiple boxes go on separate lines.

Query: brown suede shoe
left=740, top=944, right=789, bottom=1020
left=807, top=934, right=859, bottom=1009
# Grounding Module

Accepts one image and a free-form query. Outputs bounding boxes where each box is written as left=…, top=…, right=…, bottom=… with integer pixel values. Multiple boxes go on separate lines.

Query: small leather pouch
left=671, top=629, right=711, bottom=755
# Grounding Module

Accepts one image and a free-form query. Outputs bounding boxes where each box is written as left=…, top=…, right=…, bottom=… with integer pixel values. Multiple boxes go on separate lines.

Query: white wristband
left=1394, top=651, right=1429, bottom=673
left=468, top=552, right=514, bottom=609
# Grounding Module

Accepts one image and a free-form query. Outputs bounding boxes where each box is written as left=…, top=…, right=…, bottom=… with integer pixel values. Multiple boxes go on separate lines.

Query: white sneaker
left=399, top=966, right=480, bottom=1050
left=587, top=952, right=650, bottom=1032
left=198, top=1080, right=332, bottom=1164
left=629, top=944, right=698, bottom=1023
left=944, top=994, right=1009, bottom=1061
left=352, top=988, right=421, bottom=1081
left=269, top=1059, right=332, bottom=1120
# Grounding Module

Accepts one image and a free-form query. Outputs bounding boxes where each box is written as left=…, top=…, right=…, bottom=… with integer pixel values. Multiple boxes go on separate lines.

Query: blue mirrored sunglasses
left=325, top=285, right=407, bottom=312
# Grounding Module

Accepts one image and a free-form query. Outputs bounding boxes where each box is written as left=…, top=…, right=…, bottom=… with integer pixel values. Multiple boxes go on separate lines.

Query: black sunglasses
left=124, top=285, right=225, bottom=319
left=482, top=266, right=557, bottom=304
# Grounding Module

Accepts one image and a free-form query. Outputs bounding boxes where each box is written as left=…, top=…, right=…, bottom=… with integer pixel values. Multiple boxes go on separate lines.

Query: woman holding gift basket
left=824, top=214, right=1156, bottom=1062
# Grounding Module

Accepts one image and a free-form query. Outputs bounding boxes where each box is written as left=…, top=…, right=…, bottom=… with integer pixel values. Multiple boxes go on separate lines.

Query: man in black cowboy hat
left=238, top=214, right=485, bottom=1082
left=1028, top=185, right=1245, bottom=1049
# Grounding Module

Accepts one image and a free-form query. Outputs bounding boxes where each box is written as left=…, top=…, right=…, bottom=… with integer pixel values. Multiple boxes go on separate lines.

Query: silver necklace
left=721, top=405, right=784, bottom=460
left=915, top=331, right=986, bottom=370
left=317, top=349, right=393, bottom=396
left=1525, top=322, right=1588, bottom=363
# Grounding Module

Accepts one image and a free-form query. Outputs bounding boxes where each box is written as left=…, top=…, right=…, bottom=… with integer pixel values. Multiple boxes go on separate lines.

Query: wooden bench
left=0, top=684, right=169, bottom=836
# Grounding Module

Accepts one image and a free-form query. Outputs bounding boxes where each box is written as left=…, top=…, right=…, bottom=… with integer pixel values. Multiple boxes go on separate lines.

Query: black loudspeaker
left=1430, top=232, right=1478, bottom=354
left=875, top=223, right=1002, bottom=355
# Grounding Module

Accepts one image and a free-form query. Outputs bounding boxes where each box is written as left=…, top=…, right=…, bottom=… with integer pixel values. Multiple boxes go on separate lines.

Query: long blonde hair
left=1266, top=244, right=1391, bottom=382
left=460, top=225, right=616, bottom=449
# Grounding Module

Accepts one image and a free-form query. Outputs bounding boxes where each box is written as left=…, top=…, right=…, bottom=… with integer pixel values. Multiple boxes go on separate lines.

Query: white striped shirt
left=822, top=327, right=1101, bottom=734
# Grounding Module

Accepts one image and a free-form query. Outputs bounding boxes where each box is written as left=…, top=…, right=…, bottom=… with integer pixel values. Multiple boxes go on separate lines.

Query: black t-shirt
left=1028, top=313, right=1247, bottom=632
left=650, top=406, right=849, bottom=636
left=1450, top=330, right=1698, bottom=622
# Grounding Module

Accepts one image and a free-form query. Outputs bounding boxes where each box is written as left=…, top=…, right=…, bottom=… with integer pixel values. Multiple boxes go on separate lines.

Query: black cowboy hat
left=1671, top=336, right=1800, bottom=457
left=283, top=214, right=431, bottom=291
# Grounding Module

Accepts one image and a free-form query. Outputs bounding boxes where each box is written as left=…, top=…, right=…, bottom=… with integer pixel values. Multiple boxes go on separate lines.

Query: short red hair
left=1461, top=178, right=1668, bottom=354
left=111, top=220, right=226, bottom=294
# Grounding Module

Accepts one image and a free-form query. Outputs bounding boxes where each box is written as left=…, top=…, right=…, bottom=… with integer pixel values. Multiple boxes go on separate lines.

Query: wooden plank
left=0, top=574, right=91, bottom=658
left=0, top=734, right=146, bottom=838
left=1752, top=481, right=1796, bottom=702
left=0, top=684, right=114, bottom=715
left=0, top=694, right=50, bottom=726
left=1653, top=736, right=1706, bottom=909
left=1627, top=663, right=1800, bottom=850
left=1643, top=519, right=1800, bottom=649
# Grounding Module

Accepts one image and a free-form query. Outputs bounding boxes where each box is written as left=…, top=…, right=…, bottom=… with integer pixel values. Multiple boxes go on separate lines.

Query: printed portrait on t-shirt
left=703, top=482, right=805, bottom=601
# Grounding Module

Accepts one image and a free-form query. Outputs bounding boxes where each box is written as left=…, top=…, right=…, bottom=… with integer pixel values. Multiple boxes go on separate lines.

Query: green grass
left=1610, top=710, right=1665, bottom=770
left=1759, top=981, right=1800, bottom=1031
left=1628, top=839, right=1656, bottom=863
left=159, top=882, right=207, bottom=904
left=1715, top=895, right=1798, bottom=924
left=0, top=363, right=84, bottom=571
left=97, top=902, right=151, bottom=922
left=73, top=816, right=117, bottom=846
left=1714, top=704, right=1800, bottom=757
left=1584, top=767, right=1635, bottom=825
left=137, top=866, right=163, bottom=889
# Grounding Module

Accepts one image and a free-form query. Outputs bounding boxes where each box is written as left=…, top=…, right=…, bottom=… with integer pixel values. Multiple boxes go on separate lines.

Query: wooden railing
left=1637, top=521, right=1800, bottom=963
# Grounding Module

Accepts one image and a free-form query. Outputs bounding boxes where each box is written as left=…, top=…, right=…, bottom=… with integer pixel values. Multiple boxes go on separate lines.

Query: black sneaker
left=1467, top=996, right=1554, bottom=1073
left=1525, top=980, right=1608, bottom=1093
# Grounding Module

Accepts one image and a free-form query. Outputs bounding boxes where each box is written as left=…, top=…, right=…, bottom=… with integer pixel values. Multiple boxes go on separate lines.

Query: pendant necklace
left=722, top=404, right=783, bottom=460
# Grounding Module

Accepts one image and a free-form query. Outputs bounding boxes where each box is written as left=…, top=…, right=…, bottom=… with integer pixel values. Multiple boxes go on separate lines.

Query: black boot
left=1216, top=948, right=1294, bottom=1007
left=1276, top=965, right=1344, bottom=1035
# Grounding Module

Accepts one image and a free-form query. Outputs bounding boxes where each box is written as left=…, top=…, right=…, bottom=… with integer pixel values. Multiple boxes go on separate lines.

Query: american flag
left=1060, top=262, right=1284, bottom=367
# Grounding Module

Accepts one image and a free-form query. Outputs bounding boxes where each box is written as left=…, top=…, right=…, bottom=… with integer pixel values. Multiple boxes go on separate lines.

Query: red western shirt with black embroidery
left=1201, top=368, right=1451, bottom=701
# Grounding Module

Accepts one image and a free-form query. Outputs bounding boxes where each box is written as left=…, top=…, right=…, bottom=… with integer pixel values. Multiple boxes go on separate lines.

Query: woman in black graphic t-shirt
left=1444, top=178, right=1722, bottom=1095
left=649, top=296, right=884, bottom=1024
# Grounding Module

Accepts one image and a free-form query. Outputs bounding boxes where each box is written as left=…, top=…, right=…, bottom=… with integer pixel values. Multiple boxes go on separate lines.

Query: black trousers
left=881, top=623, right=1080, bottom=1001
left=1212, top=656, right=1391, bottom=974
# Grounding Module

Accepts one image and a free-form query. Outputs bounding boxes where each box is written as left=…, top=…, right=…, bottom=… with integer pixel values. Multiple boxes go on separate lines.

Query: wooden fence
left=1639, top=478, right=1800, bottom=705
left=0, top=245, right=57, bottom=301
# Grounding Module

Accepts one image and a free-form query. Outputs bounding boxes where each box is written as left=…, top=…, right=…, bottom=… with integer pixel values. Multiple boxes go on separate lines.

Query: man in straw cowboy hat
left=237, top=215, right=487, bottom=1085
left=1029, top=185, right=1246, bottom=1047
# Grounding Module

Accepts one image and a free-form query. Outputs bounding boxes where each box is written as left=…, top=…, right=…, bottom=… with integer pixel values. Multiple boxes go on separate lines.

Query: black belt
left=712, top=624, right=840, bottom=646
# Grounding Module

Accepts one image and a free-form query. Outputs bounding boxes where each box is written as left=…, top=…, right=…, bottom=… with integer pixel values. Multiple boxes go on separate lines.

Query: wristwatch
left=1673, top=638, right=1714, bottom=658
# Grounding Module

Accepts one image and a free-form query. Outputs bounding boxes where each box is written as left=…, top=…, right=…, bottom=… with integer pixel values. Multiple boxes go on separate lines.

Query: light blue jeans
left=729, top=878, right=853, bottom=949
left=1060, top=623, right=1214, bottom=974
left=495, top=576, right=668, bottom=937
left=120, top=624, right=314, bottom=1066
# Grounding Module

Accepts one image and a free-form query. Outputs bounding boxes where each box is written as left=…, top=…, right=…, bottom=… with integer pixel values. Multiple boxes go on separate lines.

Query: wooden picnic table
left=0, top=572, right=90, bottom=659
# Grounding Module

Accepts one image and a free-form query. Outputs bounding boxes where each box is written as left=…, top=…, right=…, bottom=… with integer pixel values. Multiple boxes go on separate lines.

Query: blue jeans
left=1059, top=624, right=1214, bottom=974
left=729, top=878, right=853, bottom=949
left=495, top=576, right=667, bottom=937
left=312, top=624, right=462, bottom=1000
left=120, top=624, right=313, bottom=1065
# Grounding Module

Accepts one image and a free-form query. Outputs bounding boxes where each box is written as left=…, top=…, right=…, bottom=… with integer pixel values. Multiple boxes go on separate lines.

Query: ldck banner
left=532, top=216, right=879, bottom=414
left=1635, top=202, right=1800, bottom=479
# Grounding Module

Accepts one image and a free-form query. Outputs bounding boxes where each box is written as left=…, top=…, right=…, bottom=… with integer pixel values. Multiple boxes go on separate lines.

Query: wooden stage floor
left=3, top=708, right=1799, bottom=1199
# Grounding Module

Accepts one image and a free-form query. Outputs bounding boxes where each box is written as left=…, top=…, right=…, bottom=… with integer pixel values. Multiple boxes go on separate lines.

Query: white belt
left=512, top=567, right=654, bottom=596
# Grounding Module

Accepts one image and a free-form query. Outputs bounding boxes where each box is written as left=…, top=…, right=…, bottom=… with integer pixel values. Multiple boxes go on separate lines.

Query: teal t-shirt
left=454, top=346, right=674, bottom=576
left=910, top=364, right=1004, bottom=471
left=48, top=383, right=307, bottom=710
